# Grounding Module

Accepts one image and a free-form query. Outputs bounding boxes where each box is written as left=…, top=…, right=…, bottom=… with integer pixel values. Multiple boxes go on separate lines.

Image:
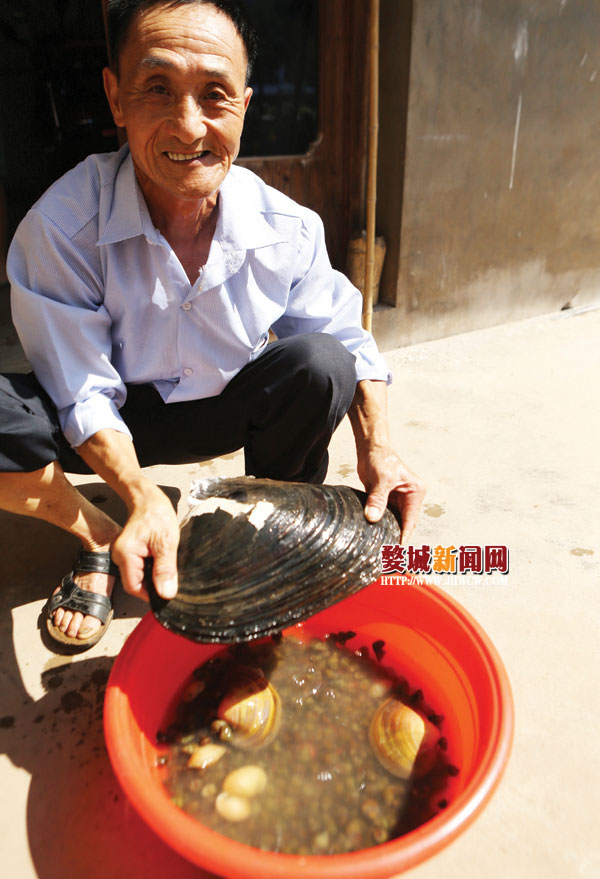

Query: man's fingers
left=398, top=485, right=426, bottom=545
left=112, top=509, right=179, bottom=601
left=113, top=544, right=147, bottom=598
left=148, top=523, right=179, bottom=599
left=364, top=483, right=391, bottom=523
left=152, top=558, right=178, bottom=600
left=357, top=443, right=426, bottom=540
left=116, top=552, right=177, bottom=601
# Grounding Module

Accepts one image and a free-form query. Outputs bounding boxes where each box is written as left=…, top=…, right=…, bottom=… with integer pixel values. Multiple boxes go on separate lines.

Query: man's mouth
left=165, top=150, right=210, bottom=162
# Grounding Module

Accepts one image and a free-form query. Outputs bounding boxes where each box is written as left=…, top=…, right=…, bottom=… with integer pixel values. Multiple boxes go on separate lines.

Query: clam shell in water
left=148, top=476, right=401, bottom=643
left=217, top=666, right=281, bottom=750
left=368, top=698, right=440, bottom=779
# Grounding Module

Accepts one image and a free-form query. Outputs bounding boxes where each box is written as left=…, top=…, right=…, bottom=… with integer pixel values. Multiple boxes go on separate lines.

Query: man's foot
left=47, top=548, right=118, bottom=648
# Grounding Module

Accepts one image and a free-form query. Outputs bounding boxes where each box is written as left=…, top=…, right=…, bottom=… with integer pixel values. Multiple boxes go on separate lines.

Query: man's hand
left=356, top=441, right=426, bottom=544
left=348, top=380, right=426, bottom=544
left=78, top=429, right=180, bottom=600
left=111, top=485, right=179, bottom=600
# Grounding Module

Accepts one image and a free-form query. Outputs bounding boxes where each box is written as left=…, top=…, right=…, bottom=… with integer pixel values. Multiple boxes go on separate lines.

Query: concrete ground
left=0, top=295, right=598, bottom=879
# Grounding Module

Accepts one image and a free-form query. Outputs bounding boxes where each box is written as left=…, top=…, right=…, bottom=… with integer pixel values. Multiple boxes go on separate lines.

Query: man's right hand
left=77, top=428, right=180, bottom=601
left=111, top=485, right=179, bottom=601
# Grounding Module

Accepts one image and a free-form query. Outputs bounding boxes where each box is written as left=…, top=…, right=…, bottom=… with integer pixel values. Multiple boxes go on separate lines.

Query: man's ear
left=243, top=87, right=253, bottom=113
left=103, top=67, right=125, bottom=128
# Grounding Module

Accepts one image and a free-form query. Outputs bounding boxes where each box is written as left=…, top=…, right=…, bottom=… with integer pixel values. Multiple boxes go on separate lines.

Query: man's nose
left=167, top=95, right=208, bottom=142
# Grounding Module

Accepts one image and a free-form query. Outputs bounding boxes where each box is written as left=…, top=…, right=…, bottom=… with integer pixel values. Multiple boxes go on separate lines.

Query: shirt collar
left=97, top=148, right=288, bottom=252
left=97, top=148, right=162, bottom=247
left=215, top=166, right=290, bottom=252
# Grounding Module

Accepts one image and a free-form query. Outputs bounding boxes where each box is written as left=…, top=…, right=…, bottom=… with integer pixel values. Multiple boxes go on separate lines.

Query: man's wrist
left=348, top=380, right=391, bottom=447
left=119, top=474, right=166, bottom=513
left=77, top=429, right=155, bottom=512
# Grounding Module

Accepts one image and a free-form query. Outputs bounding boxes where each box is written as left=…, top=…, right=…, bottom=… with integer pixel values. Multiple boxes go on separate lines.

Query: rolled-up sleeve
left=8, top=208, right=131, bottom=448
left=271, top=211, right=391, bottom=384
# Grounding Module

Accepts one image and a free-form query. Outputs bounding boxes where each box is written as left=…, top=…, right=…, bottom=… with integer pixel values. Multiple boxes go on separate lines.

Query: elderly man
left=0, top=0, right=424, bottom=650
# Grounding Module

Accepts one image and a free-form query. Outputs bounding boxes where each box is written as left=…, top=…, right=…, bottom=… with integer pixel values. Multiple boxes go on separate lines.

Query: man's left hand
left=356, top=442, right=426, bottom=544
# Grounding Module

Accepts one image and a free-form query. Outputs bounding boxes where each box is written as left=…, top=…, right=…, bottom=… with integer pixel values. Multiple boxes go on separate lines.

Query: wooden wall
left=238, top=0, right=369, bottom=271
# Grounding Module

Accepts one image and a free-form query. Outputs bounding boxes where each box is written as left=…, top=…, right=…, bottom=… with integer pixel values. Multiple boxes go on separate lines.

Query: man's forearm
left=76, top=429, right=180, bottom=598
left=347, top=380, right=391, bottom=450
left=76, top=429, right=158, bottom=511
left=347, top=380, right=425, bottom=539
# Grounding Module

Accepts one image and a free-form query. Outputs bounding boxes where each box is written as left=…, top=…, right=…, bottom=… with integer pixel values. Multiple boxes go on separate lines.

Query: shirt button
left=183, top=368, right=193, bottom=377
left=182, top=302, right=192, bottom=311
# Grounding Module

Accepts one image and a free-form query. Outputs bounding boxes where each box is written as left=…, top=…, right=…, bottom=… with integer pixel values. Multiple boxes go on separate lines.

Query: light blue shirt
left=8, top=146, right=390, bottom=449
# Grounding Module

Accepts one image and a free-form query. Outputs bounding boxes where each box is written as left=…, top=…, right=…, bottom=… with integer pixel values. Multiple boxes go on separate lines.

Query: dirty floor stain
left=60, top=690, right=89, bottom=713
left=424, top=504, right=445, bottom=518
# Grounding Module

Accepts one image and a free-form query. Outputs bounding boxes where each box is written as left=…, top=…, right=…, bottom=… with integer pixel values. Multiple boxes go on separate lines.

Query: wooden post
left=101, top=0, right=111, bottom=65
left=362, top=0, right=380, bottom=333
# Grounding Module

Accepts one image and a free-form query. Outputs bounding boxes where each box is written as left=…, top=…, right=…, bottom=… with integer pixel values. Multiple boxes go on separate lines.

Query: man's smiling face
left=103, top=2, right=252, bottom=208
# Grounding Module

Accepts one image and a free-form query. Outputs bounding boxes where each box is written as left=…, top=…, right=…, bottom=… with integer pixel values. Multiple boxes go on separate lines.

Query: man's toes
left=64, top=611, right=84, bottom=638
left=53, top=607, right=65, bottom=627
left=78, top=615, right=101, bottom=639
left=58, top=609, right=74, bottom=632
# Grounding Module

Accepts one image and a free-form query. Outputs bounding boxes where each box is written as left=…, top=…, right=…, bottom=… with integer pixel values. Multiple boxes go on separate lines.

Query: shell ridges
left=149, top=476, right=402, bottom=643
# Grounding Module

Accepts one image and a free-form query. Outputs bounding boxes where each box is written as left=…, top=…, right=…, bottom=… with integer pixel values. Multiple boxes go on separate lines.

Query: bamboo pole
left=363, top=0, right=380, bottom=333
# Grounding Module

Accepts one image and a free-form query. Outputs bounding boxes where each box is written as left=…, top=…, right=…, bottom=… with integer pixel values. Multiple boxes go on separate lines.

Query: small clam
left=218, top=666, right=281, bottom=750
left=186, top=742, right=227, bottom=770
left=223, top=765, right=267, bottom=798
left=215, top=791, right=252, bottom=822
left=211, top=718, right=233, bottom=742
left=182, top=679, right=205, bottom=701
left=368, top=698, right=440, bottom=779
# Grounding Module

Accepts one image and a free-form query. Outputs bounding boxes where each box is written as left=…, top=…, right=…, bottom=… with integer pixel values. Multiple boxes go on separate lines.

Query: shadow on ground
left=0, top=482, right=212, bottom=878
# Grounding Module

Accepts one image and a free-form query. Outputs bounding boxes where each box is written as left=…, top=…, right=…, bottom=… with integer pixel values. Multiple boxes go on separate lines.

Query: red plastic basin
left=104, top=579, right=514, bottom=878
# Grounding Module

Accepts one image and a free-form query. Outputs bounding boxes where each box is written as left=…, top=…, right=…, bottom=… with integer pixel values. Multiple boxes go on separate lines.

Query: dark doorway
left=0, top=1, right=117, bottom=237
left=241, top=0, right=318, bottom=158
left=0, top=0, right=369, bottom=274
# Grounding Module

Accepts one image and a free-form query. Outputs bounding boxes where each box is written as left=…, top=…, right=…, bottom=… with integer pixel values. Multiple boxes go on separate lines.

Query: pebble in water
left=215, top=791, right=252, bottom=822
left=223, top=765, right=267, bottom=798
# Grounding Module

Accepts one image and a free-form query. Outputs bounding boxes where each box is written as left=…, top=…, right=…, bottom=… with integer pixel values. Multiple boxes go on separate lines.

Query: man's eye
left=149, top=84, right=169, bottom=95
left=205, top=90, right=225, bottom=101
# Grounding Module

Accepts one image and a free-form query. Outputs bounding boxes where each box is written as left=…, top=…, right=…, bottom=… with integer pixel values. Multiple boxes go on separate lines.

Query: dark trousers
left=0, top=335, right=357, bottom=484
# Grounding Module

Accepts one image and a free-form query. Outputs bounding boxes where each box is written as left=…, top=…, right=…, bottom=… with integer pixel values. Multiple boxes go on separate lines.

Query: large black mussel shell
left=148, top=476, right=401, bottom=643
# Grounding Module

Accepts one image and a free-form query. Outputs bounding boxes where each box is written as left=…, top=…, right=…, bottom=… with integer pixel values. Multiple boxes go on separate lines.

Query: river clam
left=368, top=698, right=440, bottom=779
left=217, top=665, right=281, bottom=750
left=147, top=476, right=402, bottom=643
left=186, top=742, right=227, bottom=770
